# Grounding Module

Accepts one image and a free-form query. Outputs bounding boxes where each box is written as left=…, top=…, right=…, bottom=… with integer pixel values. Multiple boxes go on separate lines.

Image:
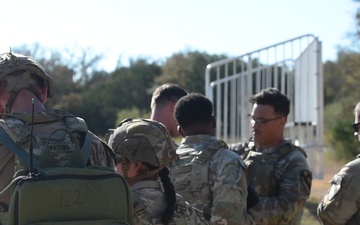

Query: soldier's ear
left=177, top=125, right=185, bottom=137
left=279, top=116, right=287, bottom=127
left=40, top=86, right=48, bottom=103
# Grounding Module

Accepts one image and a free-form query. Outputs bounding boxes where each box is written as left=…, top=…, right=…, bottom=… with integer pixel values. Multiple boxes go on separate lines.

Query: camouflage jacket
left=228, top=138, right=255, bottom=159
left=317, top=155, right=360, bottom=225
left=0, top=108, right=115, bottom=207
left=169, top=135, right=255, bottom=225
left=130, top=180, right=208, bottom=225
left=244, top=140, right=312, bottom=225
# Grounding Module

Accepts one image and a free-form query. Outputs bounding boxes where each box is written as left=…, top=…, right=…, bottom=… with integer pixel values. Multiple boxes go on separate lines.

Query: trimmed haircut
left=174, top=93, right=213, bottom=129
left=249, top=87, right=290, bottom=117
left=151, top=83, right=188, bottom=109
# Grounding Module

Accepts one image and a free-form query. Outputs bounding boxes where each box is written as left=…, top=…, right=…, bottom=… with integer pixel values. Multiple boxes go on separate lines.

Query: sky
left=1, top=0, right=358, bottom=72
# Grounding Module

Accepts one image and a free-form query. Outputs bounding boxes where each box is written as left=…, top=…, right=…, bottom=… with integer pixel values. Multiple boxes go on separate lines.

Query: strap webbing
left=0, top=127, right=39, bottom=168
left=0, top=128, right=92, bottom=168
left=82, top=131, right=93, bottom=166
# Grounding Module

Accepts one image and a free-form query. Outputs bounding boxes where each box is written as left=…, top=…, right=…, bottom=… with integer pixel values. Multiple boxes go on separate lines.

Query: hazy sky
left=1, top=0, right=358, bottom=71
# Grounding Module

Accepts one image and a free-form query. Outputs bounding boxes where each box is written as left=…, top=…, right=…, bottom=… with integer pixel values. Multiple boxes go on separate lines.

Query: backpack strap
left=0, top=127, right=39, bottom=168
left=82, top=131, right=93, bottom=166
left=0, top=127, right=93, bottom=168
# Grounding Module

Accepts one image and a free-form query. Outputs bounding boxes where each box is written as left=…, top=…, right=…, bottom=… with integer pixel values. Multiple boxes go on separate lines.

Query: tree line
left=13, top=44, right=226, bottom=137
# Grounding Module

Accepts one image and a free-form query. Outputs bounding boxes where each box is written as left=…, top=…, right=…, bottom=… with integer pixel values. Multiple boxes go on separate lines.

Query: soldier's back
left=318, top=156, right=360, bottom=225
left=170, top=134, right=254, bottom=224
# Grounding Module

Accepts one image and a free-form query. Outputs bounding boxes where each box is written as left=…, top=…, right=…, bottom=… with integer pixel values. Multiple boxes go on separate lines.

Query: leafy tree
left=13, top=44, right=111, bottom=135
left=326, top=116, right=360, bottom=160
left=115, top=108, right=151, bottom=127
left=322, top=1, right=360, bottom=160
left=77, top=58, right=161, bottom=135
left=324, top=50, right=360, bottom=104
left=109, top=58, right=161, bottom=111
left=8, top=45, right=248, bottom=139
left=62, top=47, right=104, bottom=85
left=157, top=51, right=226, bottom=93
left=323, top=52, right=360, bottom=160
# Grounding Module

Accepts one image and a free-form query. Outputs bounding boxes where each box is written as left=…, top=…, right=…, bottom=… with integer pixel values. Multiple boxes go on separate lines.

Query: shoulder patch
left=327, top=174, right=343, bottom=200
left=301, top=170, right=312, bottom=196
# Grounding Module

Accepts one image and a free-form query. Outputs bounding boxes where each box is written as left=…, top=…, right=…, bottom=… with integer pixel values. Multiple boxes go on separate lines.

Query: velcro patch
left=48, top=144, right=74, bottom=152
left=301, top=170, right=312, bottom=196
left=328, top=174, right=343, bottom=200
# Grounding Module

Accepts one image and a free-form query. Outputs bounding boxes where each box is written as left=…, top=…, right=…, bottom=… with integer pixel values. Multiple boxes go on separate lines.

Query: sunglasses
left=352, top=122, right=360, bottom=135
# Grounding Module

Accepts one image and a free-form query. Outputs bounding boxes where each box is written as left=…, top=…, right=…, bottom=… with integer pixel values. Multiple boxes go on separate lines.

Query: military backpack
left=0, top=109, right=134, bottom=225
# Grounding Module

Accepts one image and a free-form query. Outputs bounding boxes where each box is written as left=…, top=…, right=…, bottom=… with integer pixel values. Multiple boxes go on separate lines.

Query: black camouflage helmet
left=108, top=118, right=176, bottom=168
left=0, top=52, right=53, bottom=98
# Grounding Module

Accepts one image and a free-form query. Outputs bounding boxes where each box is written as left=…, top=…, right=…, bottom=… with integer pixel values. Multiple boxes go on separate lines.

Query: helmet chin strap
left=121, top=154, right=162, bottom=186
left=126, top=168, right=162, bottom=186
left=5, top=89, right=42, bottom=113
left=121, top=154, right=129, bottom=180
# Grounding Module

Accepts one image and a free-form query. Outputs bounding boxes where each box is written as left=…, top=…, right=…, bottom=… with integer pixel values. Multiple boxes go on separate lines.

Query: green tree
left=115, top=108, right=151, bottom=126
left=323, top=51, right=360, bottom=160
left=157, top=51, right=226, bottom=93
left=323, top=0, right=360, bottom=160
left=78, top=58, right=161, bottom=135
left=13, top=44, right=112, bottom=135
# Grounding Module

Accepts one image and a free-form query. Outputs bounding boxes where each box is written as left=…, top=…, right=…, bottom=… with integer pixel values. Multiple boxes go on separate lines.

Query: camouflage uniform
left=0, top=108, right=115, bottom=208
left=242, top=140, right=312, bottom=225
left=170, top=134, right=255, bottom=225
left=131, top=180, right=207, bottom=225
left=229, top=138, right=255, bottom=159
left=317, top=155, right=360, bottom=225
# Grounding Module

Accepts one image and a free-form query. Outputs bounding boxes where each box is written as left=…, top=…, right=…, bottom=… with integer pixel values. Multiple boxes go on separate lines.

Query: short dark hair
left=249, top=87, right=290, bottom=117
left=174, top=93, right=213, bottom=129
left=151, top=83, right=188, bottom=109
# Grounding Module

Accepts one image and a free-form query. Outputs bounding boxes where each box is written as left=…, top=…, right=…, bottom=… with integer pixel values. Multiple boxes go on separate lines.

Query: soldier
left=169, top=93, right=255, bottom=225
left=241, top=87, right=312, bottom=225
left=0, top=52, right=115, bottom=213
left=317, top=101, right=360, bottom=225
left=150, top=83, right=188, bottom=138
left=108, top=118, right=207, bottom=225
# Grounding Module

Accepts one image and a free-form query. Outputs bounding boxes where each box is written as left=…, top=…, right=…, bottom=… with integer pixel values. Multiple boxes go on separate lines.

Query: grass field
left=300, top=151, right=344, bottom=225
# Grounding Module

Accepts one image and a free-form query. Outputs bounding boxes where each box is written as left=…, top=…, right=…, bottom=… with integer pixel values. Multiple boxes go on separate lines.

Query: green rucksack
left=0, top=117, right=134, bottom=225
left=8, top=166, right=133, bottom=225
